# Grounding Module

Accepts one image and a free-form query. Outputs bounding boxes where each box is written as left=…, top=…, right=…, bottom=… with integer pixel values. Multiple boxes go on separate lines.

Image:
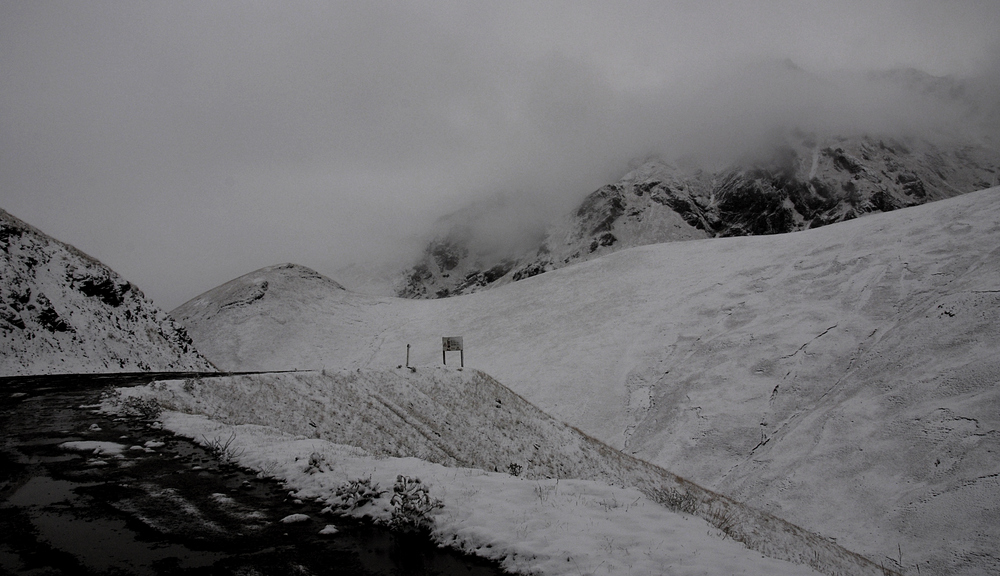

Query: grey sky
left=2, top=1, right=998, bottom=308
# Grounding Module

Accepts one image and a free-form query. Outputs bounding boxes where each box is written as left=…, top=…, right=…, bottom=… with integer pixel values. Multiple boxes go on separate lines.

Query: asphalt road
left=0, top=372, right=507, bottom=576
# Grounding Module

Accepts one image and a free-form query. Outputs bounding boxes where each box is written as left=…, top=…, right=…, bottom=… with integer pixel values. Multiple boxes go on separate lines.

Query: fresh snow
left=59, top=440, right=127, bottom=456
left=119, top=369, right=885, bottom=575
left=174, top=187, right=1000, bottom=576
left=153, top=408, right=822, bottom=576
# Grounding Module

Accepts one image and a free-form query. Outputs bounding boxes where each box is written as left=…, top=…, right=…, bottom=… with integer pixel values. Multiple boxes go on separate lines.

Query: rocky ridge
left=399, top=131, right=998, bottom=298
left=0, top=208, right=215, bottom=375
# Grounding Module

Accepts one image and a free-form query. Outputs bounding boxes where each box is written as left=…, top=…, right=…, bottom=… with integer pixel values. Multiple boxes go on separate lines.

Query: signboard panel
left=442, top=336, right=463, bottom=352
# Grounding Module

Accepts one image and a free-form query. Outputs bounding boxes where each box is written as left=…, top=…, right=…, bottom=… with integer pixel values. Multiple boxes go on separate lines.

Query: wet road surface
left=0, top=373, right=508, bottom=576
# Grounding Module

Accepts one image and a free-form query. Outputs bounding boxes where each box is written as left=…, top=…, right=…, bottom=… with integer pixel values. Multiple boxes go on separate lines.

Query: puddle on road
left=7, top=475, right=90, bottom=507
left=31, top=509, right=224, bottom=574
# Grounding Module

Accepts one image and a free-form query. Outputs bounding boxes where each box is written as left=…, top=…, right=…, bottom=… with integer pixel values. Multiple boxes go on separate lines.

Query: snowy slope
left=124, top=368, right=881, bottom=575
left=0, top=208, right=214, bottom=375
left=176, top=187, right=1000, bottom=575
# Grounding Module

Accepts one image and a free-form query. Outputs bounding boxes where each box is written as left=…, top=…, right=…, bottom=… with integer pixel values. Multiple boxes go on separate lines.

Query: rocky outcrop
left=0, top=208, right=215, bottom=376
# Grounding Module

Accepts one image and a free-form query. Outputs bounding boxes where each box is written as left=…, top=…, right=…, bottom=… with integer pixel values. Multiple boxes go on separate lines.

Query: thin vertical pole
left=460, top=349, right=464, bottom=367
left=406, top=344, right=410, bottom=367
left=443, top=349, right=446, bottom=365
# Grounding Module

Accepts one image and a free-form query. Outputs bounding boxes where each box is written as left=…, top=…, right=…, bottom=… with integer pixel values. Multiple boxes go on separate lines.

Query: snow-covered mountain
left=399, top=131, right=998, bottom=298
left=176, top=188, right=1000, bottom=576
left=0, top=208, right=214, bottom=375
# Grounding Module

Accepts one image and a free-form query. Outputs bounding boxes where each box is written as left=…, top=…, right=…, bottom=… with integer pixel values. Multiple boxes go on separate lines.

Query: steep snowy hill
left=0, top=208, right=214, bottom=375
left=126, top=368, right=884, bottom=575
left=400, top=132, right=998, bottom=298
left=176, top=187, right=1000, bottom=576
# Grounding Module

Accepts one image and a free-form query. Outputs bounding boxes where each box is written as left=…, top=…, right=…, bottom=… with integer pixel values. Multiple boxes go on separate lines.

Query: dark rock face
left=398, top=131, right=999, bottom=299
left=74, top=275, right=131, bottom=307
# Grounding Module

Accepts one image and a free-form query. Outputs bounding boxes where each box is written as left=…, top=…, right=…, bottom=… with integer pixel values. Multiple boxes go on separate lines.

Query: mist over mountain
left=393, top=63, right=999, bottom=299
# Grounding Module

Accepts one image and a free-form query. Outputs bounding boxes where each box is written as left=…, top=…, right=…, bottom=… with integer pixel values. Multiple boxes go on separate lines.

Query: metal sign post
left=442, top=336, right=464, bottom=367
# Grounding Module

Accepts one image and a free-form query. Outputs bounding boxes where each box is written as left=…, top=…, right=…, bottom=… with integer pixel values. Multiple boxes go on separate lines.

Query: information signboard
left=442, top=336, right=464, bottom=366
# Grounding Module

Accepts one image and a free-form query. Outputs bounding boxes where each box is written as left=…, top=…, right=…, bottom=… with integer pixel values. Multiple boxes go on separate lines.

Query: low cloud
left=1, top=1, right=997, bottom=306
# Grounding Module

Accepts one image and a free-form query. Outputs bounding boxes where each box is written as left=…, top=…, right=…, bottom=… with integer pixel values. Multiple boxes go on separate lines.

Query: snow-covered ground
left=175, top=187, right=1000, bottom=575
left=115, top=370, right=870, bottom=575
left=0, top=208, right=214, bottom=375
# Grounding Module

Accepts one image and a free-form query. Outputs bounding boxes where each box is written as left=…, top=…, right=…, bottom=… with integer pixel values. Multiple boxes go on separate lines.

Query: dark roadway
left=0, top=372, right=507, bottom=576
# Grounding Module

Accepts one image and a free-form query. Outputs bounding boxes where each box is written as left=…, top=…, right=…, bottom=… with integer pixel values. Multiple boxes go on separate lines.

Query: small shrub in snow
left=650, top=487, right=699, bottom=515
left=256, top=460, right=279, bottom=479
left=389, top=475, right=442, bottom=530
left=304, top=451, right=331, bottom=475
left=99, top=385, right=122, bottom=404
left=122, top=396, right=163, bottom=420
left=100, top=386, right=163, bottom=420
left=203, top=430, right=244, bottom=464
left=332, top=477, right=385, bottom=511
left=506, top=462, right=523, bottom=476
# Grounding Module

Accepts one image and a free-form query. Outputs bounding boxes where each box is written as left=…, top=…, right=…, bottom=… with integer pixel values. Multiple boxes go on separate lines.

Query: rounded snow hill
left=175, top=187, right=1000, bottom=576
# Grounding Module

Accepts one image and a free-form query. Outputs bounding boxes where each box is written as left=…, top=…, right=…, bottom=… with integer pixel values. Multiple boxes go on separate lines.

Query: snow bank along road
left=120, top=367, right=902, bottom=576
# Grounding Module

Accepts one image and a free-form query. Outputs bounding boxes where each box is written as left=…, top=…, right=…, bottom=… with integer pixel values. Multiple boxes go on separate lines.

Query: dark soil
left=0, top=373, right=508, bottom=575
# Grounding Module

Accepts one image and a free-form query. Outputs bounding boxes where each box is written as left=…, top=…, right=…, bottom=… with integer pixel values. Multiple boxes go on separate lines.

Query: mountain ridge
left=398, top=131, right=998, bottom=298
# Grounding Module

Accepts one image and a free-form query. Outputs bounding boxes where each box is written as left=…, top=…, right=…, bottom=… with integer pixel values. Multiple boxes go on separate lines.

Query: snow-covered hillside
left=175, top=187, right=1000, bottom=575
left=122, top=368, right=883, bottom=575
left=0, top=208, right=214, bottom=375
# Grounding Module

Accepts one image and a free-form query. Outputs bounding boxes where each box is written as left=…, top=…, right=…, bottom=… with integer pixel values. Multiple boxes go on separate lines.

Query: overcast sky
left=2, top=1, right=998, bottom=309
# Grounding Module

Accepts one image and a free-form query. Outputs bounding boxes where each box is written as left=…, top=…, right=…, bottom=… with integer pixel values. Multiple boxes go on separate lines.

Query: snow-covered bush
left=389, top=475, right=442, bottom=530
left=304, top=451, right=331, bottom=474
left=100, top=386, right=162, bottom=420
left=332, top=477, right=385, bottom=511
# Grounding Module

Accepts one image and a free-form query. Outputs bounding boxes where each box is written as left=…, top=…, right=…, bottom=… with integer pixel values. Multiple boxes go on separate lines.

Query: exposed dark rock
left=713, top=173, right=795, bottom=236
left=33, top=293, right=73, bottom=333
left=589, top=232, right=618, bottom=252
left=483, top=260, right=515, bottom=284
left=869, top=189, right=901, bottom=212
left=512, top=261, right=550, bottom=282
left=430, top=239, right=467, bottom=272
left=37, top=305, right=72, bottom=333
left=0, top=306, right=25, bottom=330
left=824, top=147, right=864, bottom=174
left=75, top=276, right=131, bottom=307
left=896, top=173, right=927, bottom=197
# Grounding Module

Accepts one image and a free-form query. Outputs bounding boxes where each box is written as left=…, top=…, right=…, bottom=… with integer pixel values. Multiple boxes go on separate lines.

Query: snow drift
left=0, top=208, right=214, bottom=375
left=176, top=187, right=1000, bottom=575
